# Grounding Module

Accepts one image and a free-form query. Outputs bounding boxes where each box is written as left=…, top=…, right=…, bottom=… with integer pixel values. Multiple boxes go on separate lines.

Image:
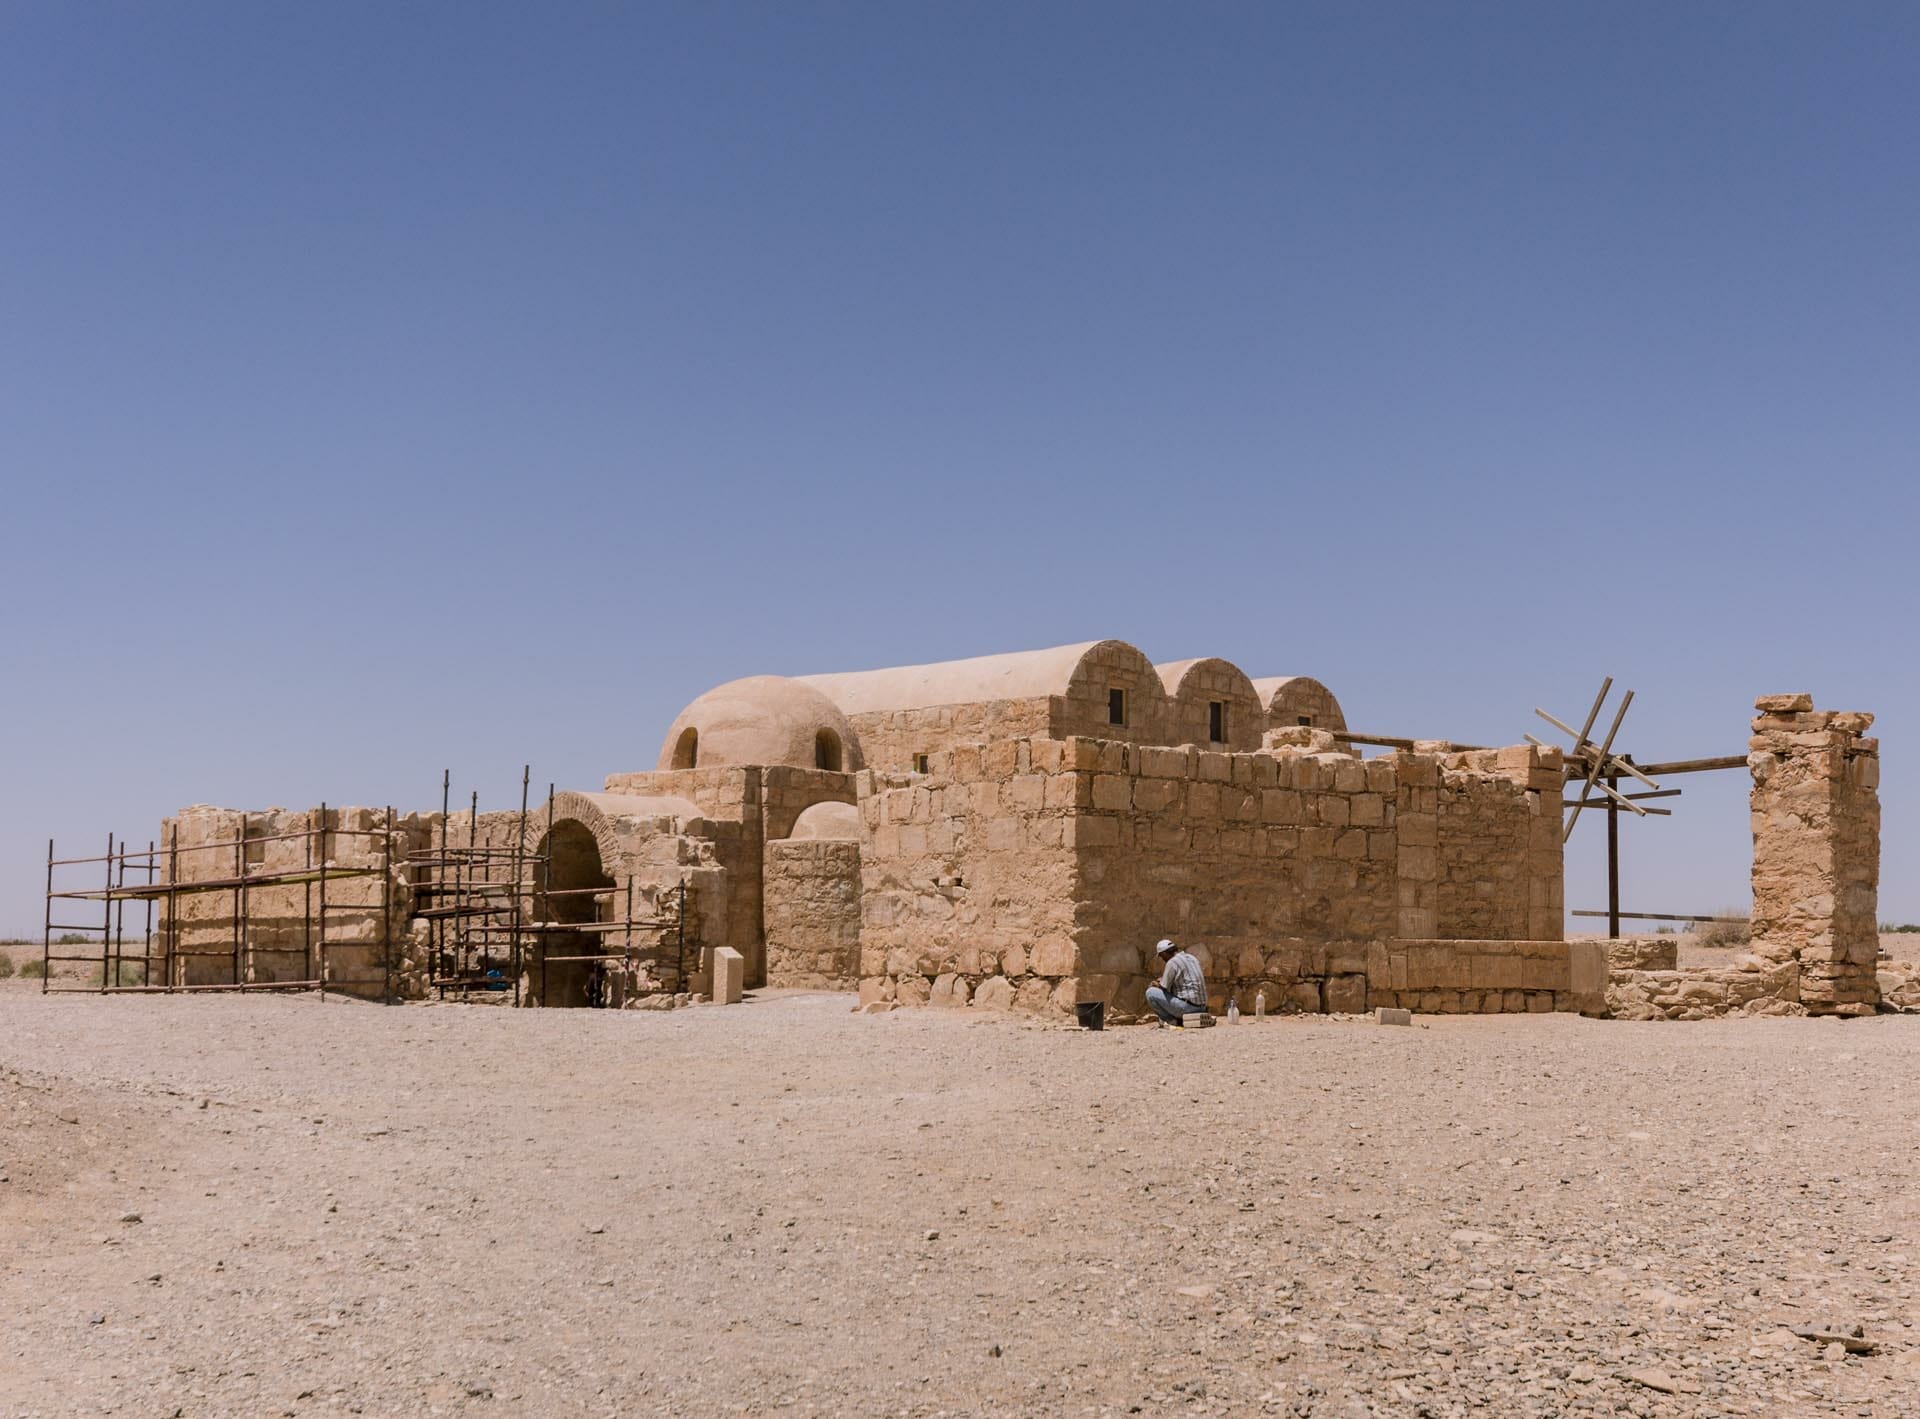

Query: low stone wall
left=764, top=839, right=861, bottom=989
left=1606, top=959, right=1804, bottom=1021
left=1607, top=937, right=1679, bottom=971
left=1369, top=939, right=1594, bottom=1015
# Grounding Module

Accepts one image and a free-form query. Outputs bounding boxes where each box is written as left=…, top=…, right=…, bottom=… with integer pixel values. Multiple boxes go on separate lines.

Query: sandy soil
left=2, top=986, right=1918, bottom=1418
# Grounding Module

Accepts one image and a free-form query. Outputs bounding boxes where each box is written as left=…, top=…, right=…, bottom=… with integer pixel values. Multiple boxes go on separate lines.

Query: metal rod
left=317, top=803, right=328, bottom=1001
left=511, top=768, right=529, bottom=1010
left=42, top=838, right=53, bottom=995
left=234, top=816, right=246, bottom=987
left=1571, top=910, right=1749, bottom=924
left=1606, top=772, right=1620, bottom=938
left=383, top=806, right=394, bottom=1003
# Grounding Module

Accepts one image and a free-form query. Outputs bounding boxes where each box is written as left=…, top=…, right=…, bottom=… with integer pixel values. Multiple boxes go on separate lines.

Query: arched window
left=814, top=728, right=842, bottom=772
left=672, top=727, right=699, bottom=769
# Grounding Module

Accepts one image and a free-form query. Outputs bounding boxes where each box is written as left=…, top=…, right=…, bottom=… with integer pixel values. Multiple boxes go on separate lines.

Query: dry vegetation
left=2, top=986, right=1918, bottom=1417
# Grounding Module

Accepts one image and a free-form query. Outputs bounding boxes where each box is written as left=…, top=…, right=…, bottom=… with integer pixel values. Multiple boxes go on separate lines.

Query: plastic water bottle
left=1226, top=997, right=1240, bottom=1025
left=1254, top=989, right=1267, bottom=1019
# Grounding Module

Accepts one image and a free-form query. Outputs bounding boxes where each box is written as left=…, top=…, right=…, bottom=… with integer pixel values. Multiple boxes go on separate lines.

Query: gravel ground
left=1, top=985, right=1917, bottom=1418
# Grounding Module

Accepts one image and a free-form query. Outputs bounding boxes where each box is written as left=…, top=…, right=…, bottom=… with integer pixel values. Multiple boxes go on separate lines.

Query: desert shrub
left=0, top=951, right=14, bottom=979
left=19, top=958, right=47, bottom=979
left=95, top=961, right=144, bottom=987
left=55, top=932, right=91, bottom=946
left=1689, top=911, right=1751, bottom=948
left=1882, top=922, right=1920, bottom=934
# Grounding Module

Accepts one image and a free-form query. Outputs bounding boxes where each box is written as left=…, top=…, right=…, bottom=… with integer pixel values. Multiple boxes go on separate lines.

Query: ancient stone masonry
left=764, top=839, right=862, bottom=990
left=160, top=805, right=424, bottom=997
left=1606, top=695, right=1881, bottom=1021
left=855, top=731, right=1568, bottom=1017
left=603, top=765, right=853, bottom=988
left=125, top=641, right=1881, bottom=1023
left=1748, top=695, right=1881, bottom=1014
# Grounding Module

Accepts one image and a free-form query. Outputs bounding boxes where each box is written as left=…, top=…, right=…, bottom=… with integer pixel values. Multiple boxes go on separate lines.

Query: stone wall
left=603, top=765, right=854, bottom=987
left=764, top=839, right=862, bottom=989
left=1598, top=695, right=1882, bottom=1022
left=1748, top=695, right=1880, bottom=1015
left=160, top=805, right=421, bottom=996
left=856, top=734, right=1574, bottom=1018
left=845, top=699, right=1053, bottom=775
left=1432, top=748, right=1564, bottom=942
left=857, top=738, right=1080, bottom=1013
left=1069, top=739, right=1401, bottom=1017
left=1370, top=938, right=1595, bottom=1015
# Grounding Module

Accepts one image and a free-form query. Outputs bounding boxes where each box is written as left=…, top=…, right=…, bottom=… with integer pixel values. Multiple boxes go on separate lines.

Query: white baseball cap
left=1155, top=939, right=1177, bottom=955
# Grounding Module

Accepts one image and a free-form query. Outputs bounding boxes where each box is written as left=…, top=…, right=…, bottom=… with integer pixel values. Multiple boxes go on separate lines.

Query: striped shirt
left=1158, top=950, right=1206, bottom=1007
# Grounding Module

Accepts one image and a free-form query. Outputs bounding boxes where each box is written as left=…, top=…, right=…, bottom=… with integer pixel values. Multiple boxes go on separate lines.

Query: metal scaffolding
left=41, top=806, right=398, bottom=997
left=409, top=768, right=542, bottom=1005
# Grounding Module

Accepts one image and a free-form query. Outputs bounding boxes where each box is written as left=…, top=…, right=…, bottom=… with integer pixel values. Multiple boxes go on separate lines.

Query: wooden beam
left=1628, top=755, right=1749, bottom=777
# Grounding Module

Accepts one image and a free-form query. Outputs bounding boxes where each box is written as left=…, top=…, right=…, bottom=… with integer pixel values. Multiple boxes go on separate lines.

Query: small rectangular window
left=1107, top=688, right=1127, bottom=726
left=1208, top=701, right=1226, bottom=743
left=1297, top=715, right=1313, bottom=727
left=912, top=753, right=930, bottom=774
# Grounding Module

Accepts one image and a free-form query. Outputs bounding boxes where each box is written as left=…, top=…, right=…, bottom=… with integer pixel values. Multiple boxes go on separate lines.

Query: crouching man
left=1145, top=938, right=1208, bottom=1026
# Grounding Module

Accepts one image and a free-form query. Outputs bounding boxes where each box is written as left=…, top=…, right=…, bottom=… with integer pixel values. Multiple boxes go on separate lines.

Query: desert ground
left=2, top=977, right=1918, bottom=1419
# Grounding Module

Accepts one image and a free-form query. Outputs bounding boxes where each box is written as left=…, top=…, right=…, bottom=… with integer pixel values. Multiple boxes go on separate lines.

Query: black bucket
left=1074, top=1001, right=1105, bottom=1031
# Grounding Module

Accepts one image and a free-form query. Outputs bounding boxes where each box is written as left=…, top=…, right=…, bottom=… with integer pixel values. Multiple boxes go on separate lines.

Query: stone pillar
left=1748, top=694, right=1880, bottom=1015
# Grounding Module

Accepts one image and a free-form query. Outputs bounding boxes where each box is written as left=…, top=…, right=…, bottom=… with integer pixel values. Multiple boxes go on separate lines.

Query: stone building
left=151, top=641, right=1881, bottom=1019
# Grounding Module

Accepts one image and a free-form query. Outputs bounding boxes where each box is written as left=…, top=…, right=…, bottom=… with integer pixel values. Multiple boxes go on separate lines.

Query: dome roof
left=1249, top=676, right=1347, bottom=733
left=786, top=800, right=862, bottom=841
left=656, top=675, right=864, bottom=773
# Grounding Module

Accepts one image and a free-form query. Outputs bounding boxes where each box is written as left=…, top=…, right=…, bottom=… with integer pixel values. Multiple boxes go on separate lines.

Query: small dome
left=657, top=675, right=865, bottom=773
left=787, top=801, right=862, bottom=841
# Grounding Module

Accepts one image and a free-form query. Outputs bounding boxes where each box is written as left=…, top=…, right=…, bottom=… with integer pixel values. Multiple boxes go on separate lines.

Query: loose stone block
left=711, top=947, right=745, bottom=1005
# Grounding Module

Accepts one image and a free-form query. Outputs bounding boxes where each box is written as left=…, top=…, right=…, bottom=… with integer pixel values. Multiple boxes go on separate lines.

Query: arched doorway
left=534, top=819, right=616, bottom=1007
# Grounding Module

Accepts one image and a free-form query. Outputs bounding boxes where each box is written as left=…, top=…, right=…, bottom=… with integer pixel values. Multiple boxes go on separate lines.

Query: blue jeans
left=1145, top=986, right=1207, bottom=1024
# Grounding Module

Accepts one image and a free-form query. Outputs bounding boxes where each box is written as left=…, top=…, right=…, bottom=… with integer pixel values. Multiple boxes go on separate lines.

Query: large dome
left=656, top=675, right=865, bottom=773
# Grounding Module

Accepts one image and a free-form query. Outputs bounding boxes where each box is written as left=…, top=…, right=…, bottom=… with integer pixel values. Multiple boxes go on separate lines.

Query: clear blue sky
left=3, top=3, right=1915, bottom=936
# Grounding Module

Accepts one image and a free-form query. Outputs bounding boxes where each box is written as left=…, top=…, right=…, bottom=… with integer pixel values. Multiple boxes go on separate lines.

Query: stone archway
left=524, top=793, right=629, bottom=1008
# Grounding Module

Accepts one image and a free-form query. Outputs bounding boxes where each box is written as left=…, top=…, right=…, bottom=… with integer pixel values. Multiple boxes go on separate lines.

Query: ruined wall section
left=1748, top=694, right=1880, bottom=1015
left=1434, top=747, right=1564, bottom=942
left=160, top=804, right=424, bottom=995
left=764, top=839, right=862, bottom=989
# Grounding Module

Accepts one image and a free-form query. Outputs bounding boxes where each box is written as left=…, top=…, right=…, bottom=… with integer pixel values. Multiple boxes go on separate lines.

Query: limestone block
left=894, top=974, right=931, bottom=1007
left=1013, top=977, right=1054, bottom=1012
left=1324, top=974, right=1367, bottom=1014
left=1029, top=937, right=1074, bottom=976
left=972, top=975, right=1015, bottom=1010
left=1755, top=693, right=1814, bottom=713
left=1375, top=1007, right=1412, bottom=1026
left=711, top=947, right=745, bottom=1005
left=929, top=973, right=970, bottom=1008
